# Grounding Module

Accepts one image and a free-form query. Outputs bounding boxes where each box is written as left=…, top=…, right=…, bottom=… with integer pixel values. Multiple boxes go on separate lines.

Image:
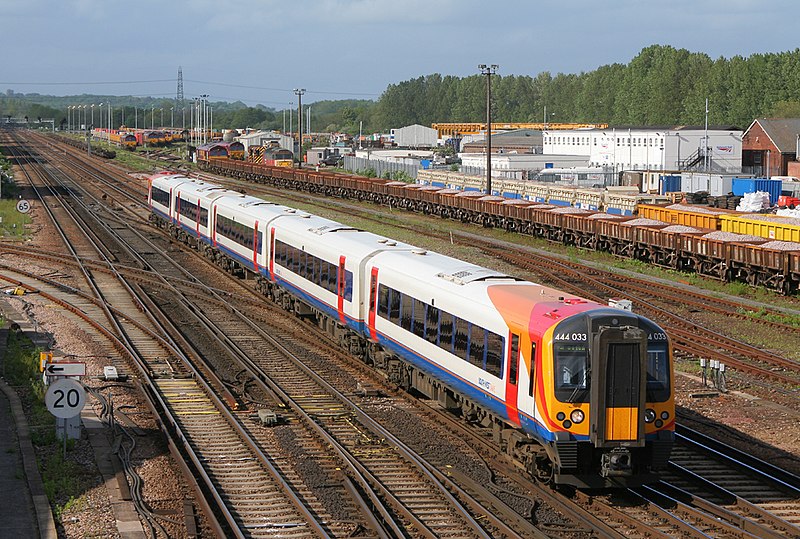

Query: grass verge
left=3, top=329, right=84, bottom=520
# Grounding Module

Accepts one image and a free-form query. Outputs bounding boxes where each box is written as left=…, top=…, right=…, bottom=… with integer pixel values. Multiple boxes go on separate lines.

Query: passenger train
left=148, top=171, right=675, bottom=488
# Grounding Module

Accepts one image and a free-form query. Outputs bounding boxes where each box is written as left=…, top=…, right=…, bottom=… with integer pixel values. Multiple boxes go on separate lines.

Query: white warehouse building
left=543, top=127, right=743, bottom=173
left=391, top=124, right=438, bottom=148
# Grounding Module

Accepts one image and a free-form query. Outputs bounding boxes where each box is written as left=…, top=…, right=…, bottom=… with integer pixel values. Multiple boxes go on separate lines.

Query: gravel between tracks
left=2, top=191, right=201, bottom=537
left=4, top=168, right=800, bottom=538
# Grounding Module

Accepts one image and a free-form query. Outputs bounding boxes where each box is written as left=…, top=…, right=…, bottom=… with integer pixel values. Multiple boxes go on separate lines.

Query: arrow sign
left=45, top=362, right=86, bottom=377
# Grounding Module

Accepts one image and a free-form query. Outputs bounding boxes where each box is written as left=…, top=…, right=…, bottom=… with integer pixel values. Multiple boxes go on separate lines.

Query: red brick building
left=742, top=118, right=800, bottom=177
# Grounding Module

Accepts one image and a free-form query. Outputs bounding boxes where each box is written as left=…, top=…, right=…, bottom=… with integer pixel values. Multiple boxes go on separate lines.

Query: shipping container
left=620, top=171, right=643, bottom=189
left=574, top=188, right=604, bottom=210
left=708, top=174, right=735, bottom=197
left=605, top=193, right=642, bottom=216
left=680, top=172, right=712, bottom=194
left=526, top=184, right=550, bottom=203
left=659, top=175, right=681, bottom=195
left=548, top=186, right=576, bottom=206
left=731, top=178, right=782, bottom=204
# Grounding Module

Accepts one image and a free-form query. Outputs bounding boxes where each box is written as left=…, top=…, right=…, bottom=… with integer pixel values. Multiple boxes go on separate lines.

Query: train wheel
left=533, top=454, right=554, bottom=484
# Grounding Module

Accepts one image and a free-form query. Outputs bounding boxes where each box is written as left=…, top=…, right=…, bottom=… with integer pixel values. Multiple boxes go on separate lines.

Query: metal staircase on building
left=679, top=146, right=710, bottom=170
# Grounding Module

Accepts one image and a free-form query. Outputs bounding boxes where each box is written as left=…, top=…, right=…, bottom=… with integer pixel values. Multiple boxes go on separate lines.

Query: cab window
left=554, top=343, right=589, bottom=403
left=646, top=343, right=670, bottom=403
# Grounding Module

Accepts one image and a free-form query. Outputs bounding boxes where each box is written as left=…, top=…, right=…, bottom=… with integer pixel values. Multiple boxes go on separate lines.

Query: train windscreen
left=554, top=343, right=589, bottom=403
left=646, top=343, right=670, bottom=402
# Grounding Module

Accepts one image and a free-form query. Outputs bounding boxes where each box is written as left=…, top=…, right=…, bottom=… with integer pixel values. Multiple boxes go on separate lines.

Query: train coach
left=149, top=172, right=675, bottom=489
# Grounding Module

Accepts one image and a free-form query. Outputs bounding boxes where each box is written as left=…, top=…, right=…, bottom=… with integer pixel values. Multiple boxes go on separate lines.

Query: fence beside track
left=201, top=159, right=800, bottom=295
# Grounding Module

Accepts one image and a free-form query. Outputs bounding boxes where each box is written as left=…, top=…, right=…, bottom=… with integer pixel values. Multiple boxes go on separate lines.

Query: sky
left=1, top=0, right=798, bottom=110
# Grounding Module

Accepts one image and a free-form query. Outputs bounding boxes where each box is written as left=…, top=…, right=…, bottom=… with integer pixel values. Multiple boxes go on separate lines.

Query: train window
left=343, top=269, right=353, bottom=301
left=150, top=187, right=170, bottom=208
left=529, top=343, right=537, bottom=396
left=389, top=288, right=401, bottom=324
left=199, top=206, right=208, bottom=227
left=509, top=334, right=520, bottom=385
left=378, top=285, right=389, bottom=317
left=439, top=311, right=454, bottom=352
left=412, top=298, right=425, bottom=338
left=330, top=261, right=339, bottom=292
left=486, top=331, right=503, bottom=378
left=285, top=245, right=294, bottom=271
left=646, top=343, right=671, bottom=403
left=606, top=343, right=640, bottom=408
left=307, top=254, right=317, bottom=282
left=469, top=325, right=485, bottom=368
left=453, top=318, right=469, bottom=361
left=280, top=241, right=288, bottom=265
left=318, top=260, right=328, bottom=290
left=256, top=231, right=263, bottom=254
left=554, top=343, right=589, bottom=403
left=425, top=305, right=439, bottom=344
left=400, top=293, right=413, bottom=331
left=301, top=251, right=310, bottom=279
left=327, top=261, right=337, bottom=293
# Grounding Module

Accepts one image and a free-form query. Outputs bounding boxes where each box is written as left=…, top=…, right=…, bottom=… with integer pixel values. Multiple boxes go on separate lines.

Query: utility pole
left=478, top=64, right=498, bottom=195
left=294, top=88, right=305, bottom=164
left=704, top=97, right=710, bottom=172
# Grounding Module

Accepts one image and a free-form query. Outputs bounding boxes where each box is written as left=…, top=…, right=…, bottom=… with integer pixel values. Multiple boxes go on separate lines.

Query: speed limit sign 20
left=45, top=378, right=86, bottom=419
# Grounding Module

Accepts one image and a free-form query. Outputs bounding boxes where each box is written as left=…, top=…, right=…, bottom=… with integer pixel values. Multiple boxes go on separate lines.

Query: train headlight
left=570, top=409, right=585, bottom=424
left=644, top=409, right=656, bottom=423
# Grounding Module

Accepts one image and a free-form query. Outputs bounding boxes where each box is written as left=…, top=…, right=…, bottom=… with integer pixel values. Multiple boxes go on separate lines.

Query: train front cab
left=544, top=310, right=674, bottom=488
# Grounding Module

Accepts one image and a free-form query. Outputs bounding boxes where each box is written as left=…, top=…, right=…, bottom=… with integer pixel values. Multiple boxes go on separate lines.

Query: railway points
left=4, top=130, right=800, bottom=539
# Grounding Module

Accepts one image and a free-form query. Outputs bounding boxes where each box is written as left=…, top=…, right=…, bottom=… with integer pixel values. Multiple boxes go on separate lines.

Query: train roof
left=373, top=247, right=604, bottom=314
left=375, top=247, right=515, bottom=287
left=212, top=190, right=300, bottom=222
left=276, top=212, right=418, bottom=257
left=172, top=178, right=231, bottom=200
left=150, top=173, right=193, bottom=188
left=197, top=142, right=226, bottom=151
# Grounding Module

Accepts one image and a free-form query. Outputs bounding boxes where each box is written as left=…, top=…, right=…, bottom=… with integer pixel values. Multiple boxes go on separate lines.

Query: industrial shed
left=391, top=124, right=438, bottom=148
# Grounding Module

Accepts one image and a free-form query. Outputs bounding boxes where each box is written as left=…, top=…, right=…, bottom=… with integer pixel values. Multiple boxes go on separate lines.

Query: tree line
left=3, top=45, right=800, bottom=134
left=373, top=45, right=800, bottom=130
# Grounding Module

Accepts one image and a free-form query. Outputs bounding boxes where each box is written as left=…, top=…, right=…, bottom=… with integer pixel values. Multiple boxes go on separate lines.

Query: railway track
left=7, top=132, right=800, bottom=536
left=639, top=425, right=800, bottom=538
left=16, top=127, right=633, bottom=538
left=185, top=165, right=800, bottom=386
left=5, top=133, right=340, bottom=537
left=13, top=130, right=546, bottom=536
